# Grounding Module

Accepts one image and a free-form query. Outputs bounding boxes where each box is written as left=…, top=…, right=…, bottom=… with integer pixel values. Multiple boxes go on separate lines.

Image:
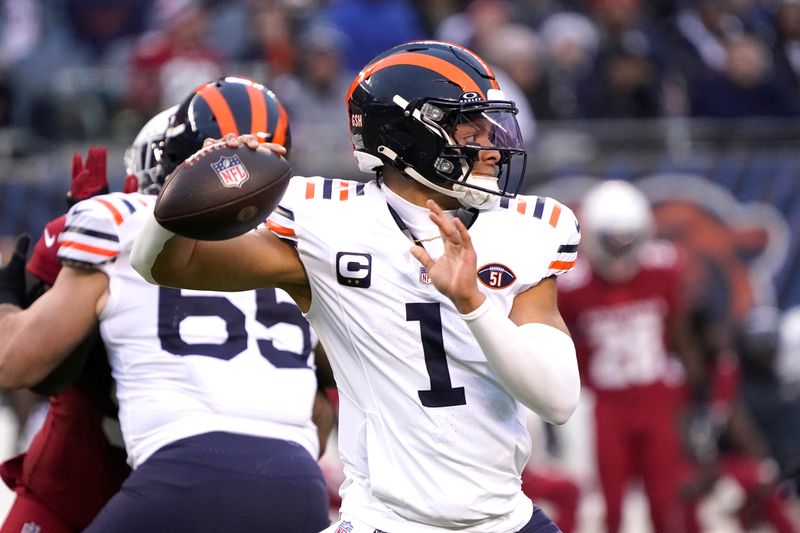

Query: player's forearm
left=0, top=304, right=70, bottom=388
left=462, top=299, right=580, bottom=424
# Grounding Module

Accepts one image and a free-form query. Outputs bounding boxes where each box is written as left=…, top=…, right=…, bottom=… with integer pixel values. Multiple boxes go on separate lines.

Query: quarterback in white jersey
left=0, top=78, right=331, bottom=532
left=133, top=42, right=581, bottom=532
left=267, top=177, right=579, bottom=530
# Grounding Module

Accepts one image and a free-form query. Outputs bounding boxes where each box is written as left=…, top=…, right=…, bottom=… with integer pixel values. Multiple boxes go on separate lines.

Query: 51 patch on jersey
left=477, top=263, right=516, bottom=289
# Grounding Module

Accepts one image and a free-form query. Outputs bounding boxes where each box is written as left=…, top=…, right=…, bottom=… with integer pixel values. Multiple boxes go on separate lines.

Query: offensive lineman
left=0, top=77, right=330, bottom=531
left=133, top=41, right=581, bottom=532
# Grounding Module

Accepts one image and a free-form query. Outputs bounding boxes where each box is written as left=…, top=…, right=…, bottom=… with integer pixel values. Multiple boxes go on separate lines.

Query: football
left=154, top=143, right=291, bottom=240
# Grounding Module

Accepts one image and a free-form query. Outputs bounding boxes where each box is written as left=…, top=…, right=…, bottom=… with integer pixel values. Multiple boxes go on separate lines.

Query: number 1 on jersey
left=406, top=303, right=466, bottom=408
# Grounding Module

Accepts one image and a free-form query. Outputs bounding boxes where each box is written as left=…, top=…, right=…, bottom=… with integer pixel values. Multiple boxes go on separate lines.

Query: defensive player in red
left=557, top=180, right=698, bottom=533
left=0, top=148, right=132, bottom=533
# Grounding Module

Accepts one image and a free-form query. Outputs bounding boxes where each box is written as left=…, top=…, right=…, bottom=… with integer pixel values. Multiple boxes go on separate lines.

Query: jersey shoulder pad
left=266, top=176, right=367, bottom=242
left=59, top=193, right=150, bottom=267
left=503, top=194, right=581, bottom=277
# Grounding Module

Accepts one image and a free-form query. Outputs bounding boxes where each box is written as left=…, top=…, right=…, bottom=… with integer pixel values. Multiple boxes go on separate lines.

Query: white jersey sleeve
left=503, top=194, right=580, bottom=278
left=58, top=192, right=152, bottom=270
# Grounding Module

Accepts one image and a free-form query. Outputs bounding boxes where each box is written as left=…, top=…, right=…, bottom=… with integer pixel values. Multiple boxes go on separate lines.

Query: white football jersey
left=59, top=192, right=320, bottom=468
left=267, top=178, right=579, bottom=532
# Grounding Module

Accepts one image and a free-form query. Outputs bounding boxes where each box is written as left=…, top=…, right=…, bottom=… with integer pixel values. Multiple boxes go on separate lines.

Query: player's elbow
left=538, top=390, right=580, bottom=425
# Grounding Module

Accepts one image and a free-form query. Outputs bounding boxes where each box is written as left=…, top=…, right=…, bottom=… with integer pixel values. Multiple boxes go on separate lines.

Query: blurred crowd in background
left=1, top=0, right=800, bottom=169
left=1, top=0, right=800, bottom=530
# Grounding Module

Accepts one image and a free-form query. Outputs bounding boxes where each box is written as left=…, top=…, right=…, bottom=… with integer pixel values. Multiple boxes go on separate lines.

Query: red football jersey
left=558, top=240, right=686, bottom=398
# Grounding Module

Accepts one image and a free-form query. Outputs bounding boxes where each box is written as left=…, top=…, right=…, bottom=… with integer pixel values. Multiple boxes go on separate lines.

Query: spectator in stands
left=772, top=0, right=800, bottom=95
left=65, top=0, right=151, bottom=60
left=670, top=0, right=745, bottom=78
left=689, top=33, right=800, bottom=117
left=436, top=0, right=513, bottom=59
left=271, top=24, right=358, bottom=178
left=126, top=0, right=221, bottom=119
left=536, top=11, right=599, bottom=120
left=480, top=24, right=543, bottom=115
left=321, top=0, right=425, bottom=74
left=578, top=0, right=665, bottom=118
left=237, top=0, right=298, bottom=78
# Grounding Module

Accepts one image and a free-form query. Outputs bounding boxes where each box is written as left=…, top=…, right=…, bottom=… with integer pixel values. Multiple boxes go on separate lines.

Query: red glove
left=67, top=146, right=109, bottom=206
left=123, top=174, right=139, bottom=193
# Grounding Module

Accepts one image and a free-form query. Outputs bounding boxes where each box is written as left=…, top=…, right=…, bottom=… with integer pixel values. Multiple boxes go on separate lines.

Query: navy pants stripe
left=84, top=432, right=329, bottom=533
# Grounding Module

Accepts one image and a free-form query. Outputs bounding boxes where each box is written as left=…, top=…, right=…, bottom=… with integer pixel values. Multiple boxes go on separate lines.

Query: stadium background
left=1, top=0, right=799, bottom=530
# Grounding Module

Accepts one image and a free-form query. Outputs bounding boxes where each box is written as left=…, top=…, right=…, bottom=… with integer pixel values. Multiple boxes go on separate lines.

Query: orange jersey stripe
left=272, top=102, right=289, bottom=148
left=548, top=203, right=562, bottom=228
left=549, top=260, right=575, bottom=270
left=266, top=220, right=296, bottom=237
left=246, top=84, right=267, bottom=137
left=516, top=200, right=527, bottom=214
left=95, top=198, right=123, bottom=225
left=347, top=52, right=485, bottom=103
left=198, top=86, right=238, bottom=136
left=339, top=183, right=349, bottom=201
left=61, top=241, right=117, bottom=257
left=305, top=181, right=315, bottom=199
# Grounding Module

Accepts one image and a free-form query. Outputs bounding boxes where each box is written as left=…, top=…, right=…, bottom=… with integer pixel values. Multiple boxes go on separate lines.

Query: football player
left=0, top=147, right=131, bottom=533
left=556, top=180, right=699, bottom=533
left=0, top=77, right=331, bottom=532
left=132, top=41, right=581, bottom=532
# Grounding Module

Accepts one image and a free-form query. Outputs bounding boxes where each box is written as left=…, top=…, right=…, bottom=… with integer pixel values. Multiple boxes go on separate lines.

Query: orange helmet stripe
left=272, top=101, right=289, bottom=148
left=198, top=86, right=239, bottom=136
left=246, top=84, right=268, bottom=138
left=347, top=52, right=490, bottom=103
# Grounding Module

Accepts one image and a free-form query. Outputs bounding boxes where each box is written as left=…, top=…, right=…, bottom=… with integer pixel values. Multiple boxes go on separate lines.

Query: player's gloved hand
left=0, top=233, right=32, bottom=307
left=123, top=174, right=139, bottom=193
left=67, top=146, right=109, bottom=206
